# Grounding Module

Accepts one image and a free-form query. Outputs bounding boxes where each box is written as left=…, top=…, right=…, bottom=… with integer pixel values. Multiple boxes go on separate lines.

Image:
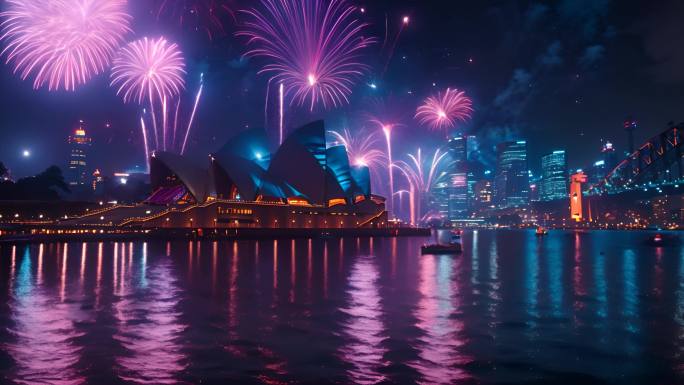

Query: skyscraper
left=624, top=117, right=637, bottom=155
left=447, top=135, right=468, bottom=220
left=602, top=141, right=618, bottom=170
left=541, top=150, right=568, bottom=201
left=67, top=120, right=92, bottom=187
left=494, top=140, right=529, bottom=208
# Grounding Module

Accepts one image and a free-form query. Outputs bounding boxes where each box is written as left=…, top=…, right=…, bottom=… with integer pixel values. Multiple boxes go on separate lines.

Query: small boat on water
left=535, top=226, right=548, bottom=236
left=421, top=232, right=462, bottom=254
left=645, top=233, right=680, bottom=246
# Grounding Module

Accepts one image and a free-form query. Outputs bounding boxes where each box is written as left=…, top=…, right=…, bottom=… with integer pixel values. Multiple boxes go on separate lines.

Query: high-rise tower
left=624, top=117, right=637, bottom=155
left=494, top=141, right=529, bottom=208
left=541, top=150, right=568, bottom=201
left=67, top=120, right=92, bottom=187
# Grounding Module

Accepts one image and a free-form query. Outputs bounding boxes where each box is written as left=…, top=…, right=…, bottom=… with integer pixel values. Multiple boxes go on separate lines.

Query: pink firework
left=394, top=148, right=452, bottom=225
left=0, top=0, right=131, bottom=91
left=328, top=128, right=386, bottom=169
left=153, top=0, right=235, bottom=39
left=111, top=37, right=186, bottom=105
left=415, top=88, right=473, bottom=131
left=238, top=0, right=375, bottom=111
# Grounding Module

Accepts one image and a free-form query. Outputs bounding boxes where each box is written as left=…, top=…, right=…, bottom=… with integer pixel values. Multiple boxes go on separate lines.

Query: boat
left=535, top=226, right=548, bottom=236
left=645, top=233, right=680, bottom=246
left=421, top=232, right=462, bottom=254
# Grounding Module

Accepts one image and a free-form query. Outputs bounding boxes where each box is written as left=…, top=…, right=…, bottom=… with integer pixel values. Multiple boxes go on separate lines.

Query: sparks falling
left=238, top=0, right=375, bottom=111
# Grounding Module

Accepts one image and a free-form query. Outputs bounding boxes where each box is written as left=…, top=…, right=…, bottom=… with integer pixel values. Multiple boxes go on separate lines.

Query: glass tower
left=495, top=140, right=529, bottom=208
left=541, top=150, right=568, bottom=201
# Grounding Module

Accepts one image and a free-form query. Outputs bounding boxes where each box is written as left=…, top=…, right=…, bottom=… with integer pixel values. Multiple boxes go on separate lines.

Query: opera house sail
left=62, top=121, right=387, bottom=229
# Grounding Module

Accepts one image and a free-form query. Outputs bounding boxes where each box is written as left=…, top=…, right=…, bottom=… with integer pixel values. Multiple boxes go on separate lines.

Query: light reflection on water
left=0, top=230, right=683, bottom=383
left=112, top=243, right=187, bottom=384
left=6, top=246, right=85, bottom=385
left=339, top=255, right=388, bottom=384
left=410, top=254, right=470, bottom=384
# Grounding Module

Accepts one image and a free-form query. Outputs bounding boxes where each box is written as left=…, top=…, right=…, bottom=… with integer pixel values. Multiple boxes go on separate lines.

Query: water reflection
left=339, top=255, right=388, bottom=384
left=113, top=254, right=187, bottom=383
left=411, top=255, right=470, bottom=383
left=0, top=232, right=682, bottom=383
left=6, top=246, right=85, bottom=384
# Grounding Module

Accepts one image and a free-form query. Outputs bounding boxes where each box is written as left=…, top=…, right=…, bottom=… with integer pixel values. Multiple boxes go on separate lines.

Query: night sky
left=1, top=0, right=683, bottom=178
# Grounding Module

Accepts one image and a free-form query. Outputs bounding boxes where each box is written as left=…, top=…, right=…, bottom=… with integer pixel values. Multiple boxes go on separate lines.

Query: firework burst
left=394, top=148, right=453, bottom=225
left=238, top=0, right=375, bottom=111
left=110, top=37, right=186, bottom=105
left=0, top=0, right=131, bottom=91
left=153, top=0, right=235, bottom=39
left=415, top=88, right=473, bottom=131
left=328, top=128, right=386, bottom=169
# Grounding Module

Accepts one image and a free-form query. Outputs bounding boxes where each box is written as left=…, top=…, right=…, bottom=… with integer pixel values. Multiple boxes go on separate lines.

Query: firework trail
left=382, top=14, right=409, bottom=76
left=415, top=88, right=473, bottom=133
left=238, top=0, right=375, bottom=111
left=279, top=82, right=284, bottom=145
left=394, top=148, right=452, bottom=225
left=153, top=0, right=235, bottom=39
left=369, top=119, right=402, bottom=218
left=180, top=73, right=204, bottom=155
left=136, top=74, right=203, bottom=166
left=0, top=0, right=131, bottom=91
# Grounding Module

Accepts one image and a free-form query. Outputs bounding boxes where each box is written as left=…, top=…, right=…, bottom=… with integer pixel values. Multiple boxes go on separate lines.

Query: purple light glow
left=0, top=0, right=131, bottom=91
left=415, top=88, right=473, bottom=132
left=238, top=0, right=375, bottom=111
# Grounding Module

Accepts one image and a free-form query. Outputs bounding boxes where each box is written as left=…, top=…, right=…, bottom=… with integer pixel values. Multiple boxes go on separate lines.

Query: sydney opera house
left=63, top=121, right=388, bottom=229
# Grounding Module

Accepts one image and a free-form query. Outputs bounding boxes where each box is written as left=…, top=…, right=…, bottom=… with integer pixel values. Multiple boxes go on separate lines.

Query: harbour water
left=0, top=230, right=682, bottom=384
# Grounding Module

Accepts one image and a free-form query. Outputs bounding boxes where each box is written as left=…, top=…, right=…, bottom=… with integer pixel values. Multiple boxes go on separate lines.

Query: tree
left=0, top=165, right=70, bottom=201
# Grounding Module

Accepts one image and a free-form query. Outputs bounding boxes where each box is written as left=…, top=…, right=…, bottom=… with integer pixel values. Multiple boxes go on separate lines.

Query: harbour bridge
left=589, top=121, right=684, bottom=196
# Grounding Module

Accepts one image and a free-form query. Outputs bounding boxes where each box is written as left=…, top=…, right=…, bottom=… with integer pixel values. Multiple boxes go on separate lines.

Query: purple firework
left=238, top=0, right=375, bottom=111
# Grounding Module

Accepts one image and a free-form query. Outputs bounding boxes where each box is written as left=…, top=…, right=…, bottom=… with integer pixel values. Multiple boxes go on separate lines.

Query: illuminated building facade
left=447, top=135, right=468, bottom=220
left=495, top=140, right=529, bottom=208
left=431, top=135, right=469, bottom=221
left=570, top=171, right=587, bottom=221
left=65, top=121, right=387, bottom=229
left=602, top=141, right=618, bottom=170
left=473, top=180, right=493, bottom=211
left=66, top=121, right=92, bottom=186
left=541, top=150, right=568, bottom=201
left=92, top=169, right=103, bottom=193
